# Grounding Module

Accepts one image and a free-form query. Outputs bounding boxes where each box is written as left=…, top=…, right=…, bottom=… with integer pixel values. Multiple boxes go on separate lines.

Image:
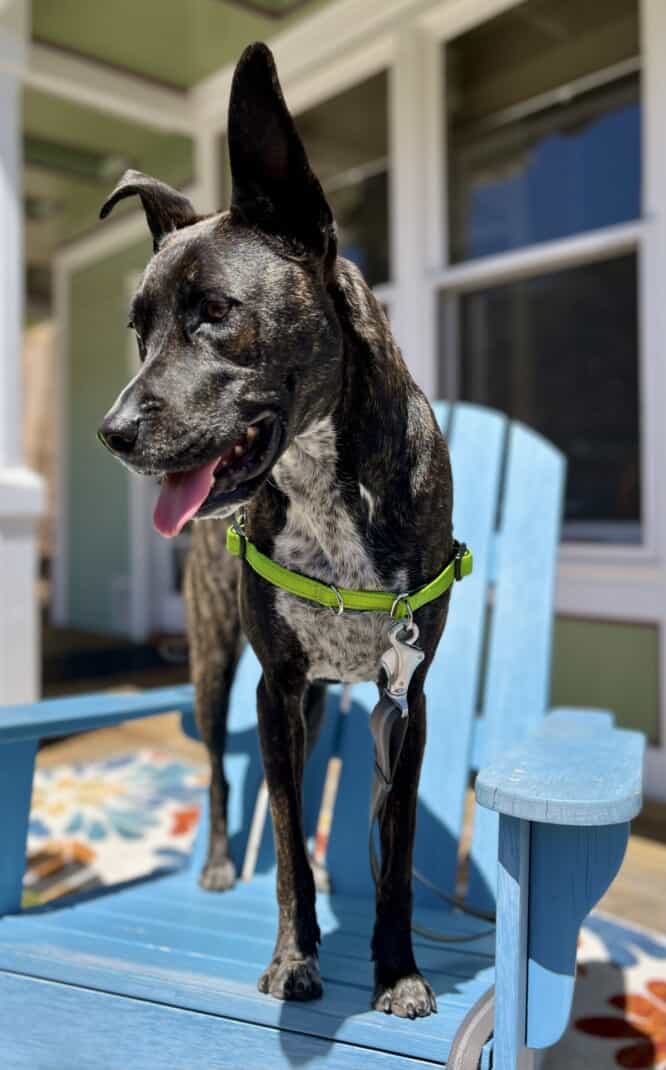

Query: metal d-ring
left=390, top=593, right=414, bottom=630
left=330, top=585, right=345, bottom=616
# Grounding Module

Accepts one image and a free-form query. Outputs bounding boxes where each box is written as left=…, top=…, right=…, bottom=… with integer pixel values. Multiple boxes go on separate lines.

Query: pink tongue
left=153, top=458, right=221, bottom=537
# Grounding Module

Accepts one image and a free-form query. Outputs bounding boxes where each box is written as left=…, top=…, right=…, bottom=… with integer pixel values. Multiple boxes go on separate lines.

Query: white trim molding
left=8, top=41, right=194, bottom=134
left=191, top=0, right=420, bottom=128
left=432, top=221, right=644, bottom=296
left=0, top=9, right=45, bottom=701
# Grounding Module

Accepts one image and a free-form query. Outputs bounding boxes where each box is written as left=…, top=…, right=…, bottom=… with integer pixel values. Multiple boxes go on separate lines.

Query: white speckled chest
left=272, top=418, right=405, bottom=684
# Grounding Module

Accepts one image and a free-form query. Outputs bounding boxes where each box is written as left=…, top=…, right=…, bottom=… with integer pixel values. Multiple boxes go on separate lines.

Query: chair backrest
left=193, top=403, right=565, bottom=912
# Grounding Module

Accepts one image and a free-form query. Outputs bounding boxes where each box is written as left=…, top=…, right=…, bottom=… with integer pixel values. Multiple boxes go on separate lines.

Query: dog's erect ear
left=99, top=170, right=197, bottom=253
left=227, top=43, right=336, bottom=265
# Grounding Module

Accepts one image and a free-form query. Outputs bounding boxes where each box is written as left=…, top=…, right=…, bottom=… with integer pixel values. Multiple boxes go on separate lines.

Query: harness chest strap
left=226, top=522, right=473, bottom=618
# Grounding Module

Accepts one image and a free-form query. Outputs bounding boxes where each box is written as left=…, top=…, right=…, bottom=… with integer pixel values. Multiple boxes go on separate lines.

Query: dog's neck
left=272, top=414, right=382, bottom=589
left=267, top=259, right=420, bottom=590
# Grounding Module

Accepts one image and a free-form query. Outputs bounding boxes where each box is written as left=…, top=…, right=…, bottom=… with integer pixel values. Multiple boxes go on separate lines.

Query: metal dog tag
left=379, top=621, right=425, bottom=715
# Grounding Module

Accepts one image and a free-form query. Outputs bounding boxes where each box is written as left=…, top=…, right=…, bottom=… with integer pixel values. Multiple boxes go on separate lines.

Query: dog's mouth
left=153, top=413, right=281, bottom=538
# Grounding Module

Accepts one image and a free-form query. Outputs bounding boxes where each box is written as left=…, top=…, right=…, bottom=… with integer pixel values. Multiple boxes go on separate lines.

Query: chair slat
left=468, top=421, right=565, bottom=910
left=416, top=403, right=506, bottom=904
left=1, top=972, right=465, bottom=1070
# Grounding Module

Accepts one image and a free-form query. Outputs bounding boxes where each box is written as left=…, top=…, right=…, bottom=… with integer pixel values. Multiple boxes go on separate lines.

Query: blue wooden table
left=0, top=404, right=644, bottom=1069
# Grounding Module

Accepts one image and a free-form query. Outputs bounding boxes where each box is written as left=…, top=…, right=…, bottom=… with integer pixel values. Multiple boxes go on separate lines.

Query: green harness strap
left=226, top=521, right=472, bottom=619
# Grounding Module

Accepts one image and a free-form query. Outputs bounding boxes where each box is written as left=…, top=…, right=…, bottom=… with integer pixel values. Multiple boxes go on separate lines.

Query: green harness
left=226, top=516, right=472, bottom=618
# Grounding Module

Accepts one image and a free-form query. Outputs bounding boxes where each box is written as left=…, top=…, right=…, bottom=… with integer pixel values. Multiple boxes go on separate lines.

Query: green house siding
left=66, top=237, right=151, bottom=633
left=551, top=617, right=660, bottom=744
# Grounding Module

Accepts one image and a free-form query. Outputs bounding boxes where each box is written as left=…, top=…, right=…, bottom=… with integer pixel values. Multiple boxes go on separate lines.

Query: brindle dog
left=98, top=43, right=453, bottom=1019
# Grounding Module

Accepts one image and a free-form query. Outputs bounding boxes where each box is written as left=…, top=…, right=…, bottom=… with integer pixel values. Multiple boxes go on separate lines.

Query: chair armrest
left=475, top=708, right=645, bottom=826
left=0, top=684, right=195, bottom=744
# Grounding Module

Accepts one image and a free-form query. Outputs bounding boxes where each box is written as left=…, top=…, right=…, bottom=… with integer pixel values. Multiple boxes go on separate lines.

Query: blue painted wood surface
left=475, top=708, right=645, bottom=825
left=417, top=403, right=507, bottom=905
left=494, top=816, right=530, bottom=1070
left=0, top=403, right=644, bottom=1068
left=0, top=871, right=493, bottom=1068
left=469, top=421, right=566, bottom=911
left=526, top=821, right=630, bottom=1049
left=0, top=740, right=36, bottom=915
left=0, top=972, right=451, bottom=1070
left=0, top=684, right=194, bottom=742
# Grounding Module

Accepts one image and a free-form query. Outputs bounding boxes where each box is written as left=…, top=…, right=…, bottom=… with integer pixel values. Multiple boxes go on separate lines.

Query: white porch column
left=0, top=0, right=45, bottom=704
left=389, top=26, right=436, bottom=398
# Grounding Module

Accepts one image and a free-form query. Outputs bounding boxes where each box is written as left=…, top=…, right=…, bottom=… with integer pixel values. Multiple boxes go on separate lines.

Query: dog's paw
left=373, top=973, right=437, bottom=1019
left=258, top=954, right=323, bottom=1001
left=198, top=856, right=237, bottom=892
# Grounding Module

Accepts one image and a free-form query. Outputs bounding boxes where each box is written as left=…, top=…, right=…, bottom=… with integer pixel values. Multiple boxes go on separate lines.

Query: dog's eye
left=201, top=299, right=230, bottom=323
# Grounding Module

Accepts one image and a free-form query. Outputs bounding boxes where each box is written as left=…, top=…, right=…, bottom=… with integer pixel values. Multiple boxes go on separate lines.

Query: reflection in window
left=445, top=0, right=640, bottom=263
left=444, top=254, right=640, bottom=543
left=449, top=76, right=640, bottom=263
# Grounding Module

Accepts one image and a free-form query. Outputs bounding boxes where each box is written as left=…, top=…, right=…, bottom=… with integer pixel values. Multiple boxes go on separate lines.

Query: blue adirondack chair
left=0, top=403, right=644, bottom=1069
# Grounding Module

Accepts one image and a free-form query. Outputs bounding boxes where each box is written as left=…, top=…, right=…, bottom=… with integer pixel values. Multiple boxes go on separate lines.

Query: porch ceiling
left=23, top=0, right=333, bottom=315
left=31, top=0, right=333, bottom=89
left=23, top=87, right=194, bottom=265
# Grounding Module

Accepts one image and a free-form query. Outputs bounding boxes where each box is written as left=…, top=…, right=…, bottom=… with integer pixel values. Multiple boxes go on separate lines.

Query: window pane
left=446, top=0, right=640, bottom=263
left=294, top=72, right=389, bottom=286
left=442, top=254, right=640, bottom=543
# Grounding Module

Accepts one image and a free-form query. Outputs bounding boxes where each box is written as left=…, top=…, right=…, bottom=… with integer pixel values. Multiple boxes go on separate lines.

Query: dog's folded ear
left=99, top=170, right=197, bottom=253
left=227, top=43, right=336, bottom=267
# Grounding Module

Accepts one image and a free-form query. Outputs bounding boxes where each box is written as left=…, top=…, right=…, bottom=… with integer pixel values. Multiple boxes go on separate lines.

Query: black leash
left=368, top=689, right=496, bottom=944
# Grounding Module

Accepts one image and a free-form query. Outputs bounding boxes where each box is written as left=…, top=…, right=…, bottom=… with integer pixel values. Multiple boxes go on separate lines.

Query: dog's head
left=97, top=43, right=342, bottom=536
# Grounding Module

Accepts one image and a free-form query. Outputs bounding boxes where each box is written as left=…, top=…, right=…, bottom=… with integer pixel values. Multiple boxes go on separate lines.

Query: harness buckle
left=453, top=541, right=468, bottom=582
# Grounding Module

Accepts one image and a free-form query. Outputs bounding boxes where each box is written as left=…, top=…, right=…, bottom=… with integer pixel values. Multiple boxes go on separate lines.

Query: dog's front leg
left=371, top=685, right=437, bottom=1018
left=256, top=671, right=322, bottom=1001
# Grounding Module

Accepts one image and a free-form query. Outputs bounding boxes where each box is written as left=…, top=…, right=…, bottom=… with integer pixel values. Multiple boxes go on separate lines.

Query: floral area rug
left=24, top=751, right=666, bottom=1067
left=546, top=914, right=666, bottom=1069
left=25, top=749, right=207, bottom=905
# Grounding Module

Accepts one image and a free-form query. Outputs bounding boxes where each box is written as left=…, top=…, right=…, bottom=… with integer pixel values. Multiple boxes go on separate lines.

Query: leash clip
left=380, top=621, right=425, bottom=715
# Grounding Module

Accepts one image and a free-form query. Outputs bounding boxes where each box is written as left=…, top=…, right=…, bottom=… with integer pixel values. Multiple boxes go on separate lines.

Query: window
left=294, top=72, right=390, bottom=288
left=448, top=74, right=640, bottom=264
left=449, top=254, right=640, bottom=541
left=438, top=0, right=642, bottom=544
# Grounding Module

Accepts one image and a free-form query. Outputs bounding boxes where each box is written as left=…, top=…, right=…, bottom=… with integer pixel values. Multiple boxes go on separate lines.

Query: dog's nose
left=97, top=413, right=140, bottom=454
